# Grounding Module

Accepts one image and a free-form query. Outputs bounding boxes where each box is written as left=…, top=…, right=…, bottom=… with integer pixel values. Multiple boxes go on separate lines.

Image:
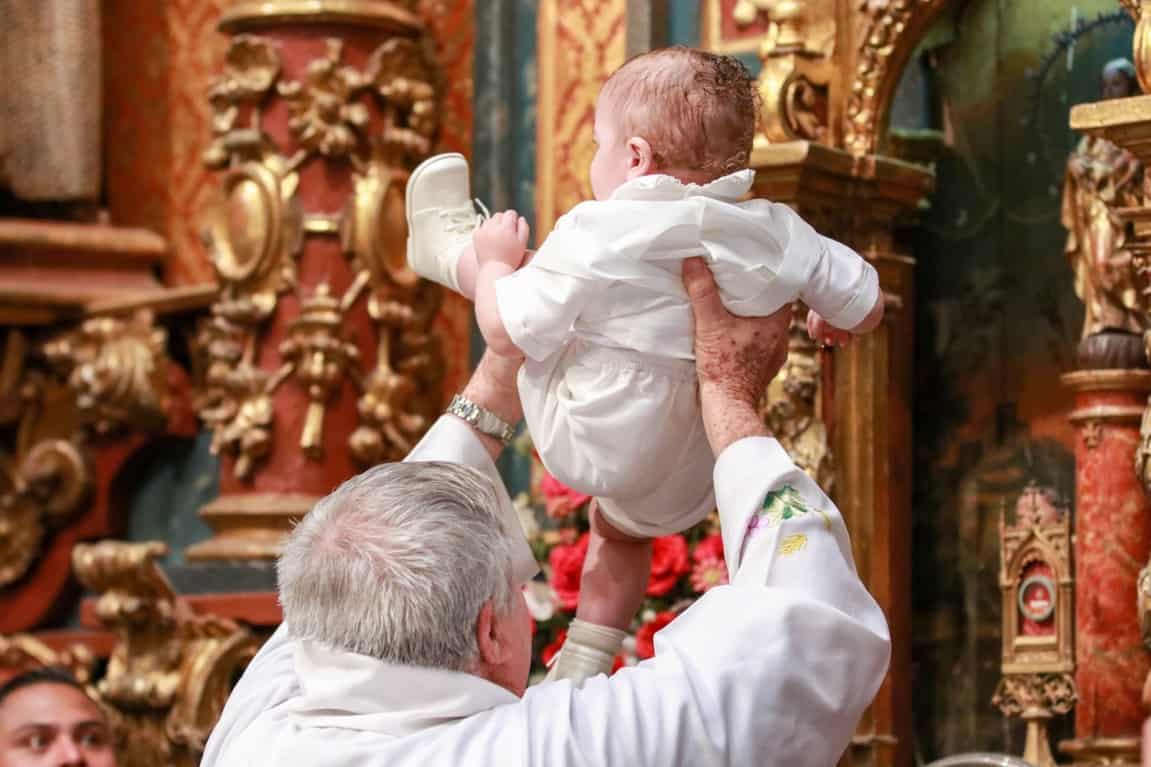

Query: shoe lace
left=439, top=199, right=490, bottom=234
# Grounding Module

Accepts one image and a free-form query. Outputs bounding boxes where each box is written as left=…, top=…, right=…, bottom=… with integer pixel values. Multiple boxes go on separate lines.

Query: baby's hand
left=806, top=310, right=853, bottom=347
left=473, top=210, right=530, bottom=270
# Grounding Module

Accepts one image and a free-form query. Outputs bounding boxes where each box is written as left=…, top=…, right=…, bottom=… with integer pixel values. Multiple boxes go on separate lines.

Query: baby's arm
left=474, top=211, right=531, bottom=357
left=800, top=234, right=883, bottom=345
left=474, top=210, right=598, bottom=362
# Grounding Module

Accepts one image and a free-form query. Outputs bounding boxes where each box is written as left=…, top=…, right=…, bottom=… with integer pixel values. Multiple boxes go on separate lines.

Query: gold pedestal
left=1059, top=737, right=1141, bottom=767
left=186, top=494, right=318, bottom=561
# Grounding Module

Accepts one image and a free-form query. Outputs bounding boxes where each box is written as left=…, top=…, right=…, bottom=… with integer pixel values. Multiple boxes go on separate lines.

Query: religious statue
left=763, top=311, right=835, bottom=493
left=1062, top=59, right=1145, bottom=340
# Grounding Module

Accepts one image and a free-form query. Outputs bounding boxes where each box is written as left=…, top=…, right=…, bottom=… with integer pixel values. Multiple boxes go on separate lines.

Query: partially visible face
left=589, top=91, right=633, bottom=201
left=0, top=684, right=115, bottom=767
left=1103, top=69, right=1136, bottom=100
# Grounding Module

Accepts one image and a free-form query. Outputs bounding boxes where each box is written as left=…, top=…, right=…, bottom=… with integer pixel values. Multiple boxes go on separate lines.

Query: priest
left=202, top=258, right=891, bottom=766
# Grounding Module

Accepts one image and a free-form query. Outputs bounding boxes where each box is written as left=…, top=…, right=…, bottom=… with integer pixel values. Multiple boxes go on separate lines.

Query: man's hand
left=474, top=210, right=530, bottom=270
left=683, top=257, right=791, bottom=456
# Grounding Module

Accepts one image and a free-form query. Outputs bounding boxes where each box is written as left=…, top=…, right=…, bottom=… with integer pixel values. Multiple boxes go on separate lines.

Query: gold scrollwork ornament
left=0, top=438, right=91, bottom=587
left=204, top=35, right=282, bottom=169
left=43, top=311, right=169, bottom=435
left=342, top=159, right=443, bottom=464
left=73, top=541, right=258, bottom=767
left=733, top=0, right=834, bottom=145
left=279, top=38, right=370, bottom=160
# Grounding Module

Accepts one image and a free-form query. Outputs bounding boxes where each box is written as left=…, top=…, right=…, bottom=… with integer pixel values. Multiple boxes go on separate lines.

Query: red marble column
left=1061, top=369, right=1151, bottom=765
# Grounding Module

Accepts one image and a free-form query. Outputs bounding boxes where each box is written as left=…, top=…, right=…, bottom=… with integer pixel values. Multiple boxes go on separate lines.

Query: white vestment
left=496, top=170, right=880, bottom=535
left=202, top=415, right=890, bottom=767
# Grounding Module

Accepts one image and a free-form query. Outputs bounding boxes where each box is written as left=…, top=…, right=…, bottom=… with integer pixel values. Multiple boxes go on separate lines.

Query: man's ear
left=626, top=136, right=655, bottom=179
left=475, top=599, right=508, bottom=666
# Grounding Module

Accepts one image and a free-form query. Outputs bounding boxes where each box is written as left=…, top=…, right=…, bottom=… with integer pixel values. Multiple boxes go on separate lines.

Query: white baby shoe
left=405, top=152, right=483, bottom=293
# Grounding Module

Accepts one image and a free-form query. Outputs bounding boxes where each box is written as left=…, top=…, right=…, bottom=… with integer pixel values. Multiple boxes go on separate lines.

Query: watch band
left=447, top=394, right=517, bottom=446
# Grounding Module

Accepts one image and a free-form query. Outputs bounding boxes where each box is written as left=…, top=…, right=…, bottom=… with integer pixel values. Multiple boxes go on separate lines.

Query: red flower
left=540, top=473, right=592, bottom=519
left=541, top=628, right=567, bottom=666
left=646, top=535, right=691, bottom=597
left=548, top=532, right=590, bottom=610
left=635, top=611, right=678, bottom=660
left=690, top=534, right=729, bottom=593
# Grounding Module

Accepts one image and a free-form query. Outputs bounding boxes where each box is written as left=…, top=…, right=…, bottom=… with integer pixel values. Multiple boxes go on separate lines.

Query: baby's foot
left=405, top=152, right=486, bottom=292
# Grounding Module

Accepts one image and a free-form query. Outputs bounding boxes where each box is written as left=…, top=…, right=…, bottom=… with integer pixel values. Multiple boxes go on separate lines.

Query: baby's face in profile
left=589, top=92, right=639, bottom=201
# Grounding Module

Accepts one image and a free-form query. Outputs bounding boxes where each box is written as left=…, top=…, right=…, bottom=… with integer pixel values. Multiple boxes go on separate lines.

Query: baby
left=404, top=47, right=883, bottom=684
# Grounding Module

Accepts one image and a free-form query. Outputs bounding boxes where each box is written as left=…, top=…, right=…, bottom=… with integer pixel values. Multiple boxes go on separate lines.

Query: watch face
left=1018, top=574, right=1056, bottom=623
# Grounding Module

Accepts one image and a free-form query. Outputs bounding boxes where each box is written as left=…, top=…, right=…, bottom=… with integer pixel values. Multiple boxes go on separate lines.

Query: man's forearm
left=699, top=387, right=769, bottom=457
left=456, top=348, right=524, bottom=461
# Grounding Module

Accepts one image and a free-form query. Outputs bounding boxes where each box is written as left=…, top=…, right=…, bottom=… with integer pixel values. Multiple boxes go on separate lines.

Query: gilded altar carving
left=733, top=0, right=835, bottom=145
left=43, top=311, right=169, bottom=435
left=1062, top=60, right=1145, bottom=340
left=279, top=39, right=371, bottom=160
left=995, top=485, right=1075, bottom=767
left=1119, top=0, right=1151, bottom=93
left=992, top=673, right=1077, bottom=718
left=844, top=0, right=949, bottom=156
left=280, top=284, right=361, bottom=458
left=763, top=309, right=835, bottom=492
left=0, top=634, right=94, bottom=684
left=204, top=36, right=282, bottom=170
left=73, top=541, right=259, bottom=767
left=199, top=33, right=443, bottom=479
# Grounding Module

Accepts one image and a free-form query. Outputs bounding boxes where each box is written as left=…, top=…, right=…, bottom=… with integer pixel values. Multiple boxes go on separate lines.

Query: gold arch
left=841, top=0, right=954, bottom=156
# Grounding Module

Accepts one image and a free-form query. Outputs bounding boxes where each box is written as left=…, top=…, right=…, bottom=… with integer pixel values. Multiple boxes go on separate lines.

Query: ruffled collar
left=609, top=169, right=755, bottom=202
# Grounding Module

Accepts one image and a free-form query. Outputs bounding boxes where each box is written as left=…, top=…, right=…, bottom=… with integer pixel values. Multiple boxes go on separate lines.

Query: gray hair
left=277, top=461, right=516, bottom=671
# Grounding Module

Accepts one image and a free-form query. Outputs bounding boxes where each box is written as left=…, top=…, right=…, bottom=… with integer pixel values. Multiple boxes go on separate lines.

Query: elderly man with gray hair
left=202, top=258, right=890, bottom=767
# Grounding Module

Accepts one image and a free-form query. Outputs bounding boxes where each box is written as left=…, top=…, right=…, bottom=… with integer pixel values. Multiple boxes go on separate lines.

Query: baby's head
left=590, top=47, right=759, bottom=200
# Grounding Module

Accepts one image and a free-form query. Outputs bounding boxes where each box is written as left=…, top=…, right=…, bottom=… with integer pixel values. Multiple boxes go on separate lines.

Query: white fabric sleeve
left=201, top=417, right=539, bottom=766
left=494, top=264, right=595, bottom=363
left=798, top=235, right=881, bottom=331
left=508, top=436, right=891, bottom=766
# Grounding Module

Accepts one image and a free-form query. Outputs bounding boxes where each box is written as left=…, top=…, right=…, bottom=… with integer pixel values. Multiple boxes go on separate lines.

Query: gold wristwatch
left=446, top=394, right=517, bottom=446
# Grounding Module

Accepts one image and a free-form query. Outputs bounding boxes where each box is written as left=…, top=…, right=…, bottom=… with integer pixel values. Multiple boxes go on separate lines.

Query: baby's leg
left=578, top=502, right=653, bottom=630
left=546, top=501, right=651, bottom=685
left=457, top=245, right=535, bottom=300
left=457, top=243, right=479, bottom=300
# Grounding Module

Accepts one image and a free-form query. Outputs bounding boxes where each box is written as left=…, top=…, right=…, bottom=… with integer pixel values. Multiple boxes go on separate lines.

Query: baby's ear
left=627, top=136, right=655, bottom=177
